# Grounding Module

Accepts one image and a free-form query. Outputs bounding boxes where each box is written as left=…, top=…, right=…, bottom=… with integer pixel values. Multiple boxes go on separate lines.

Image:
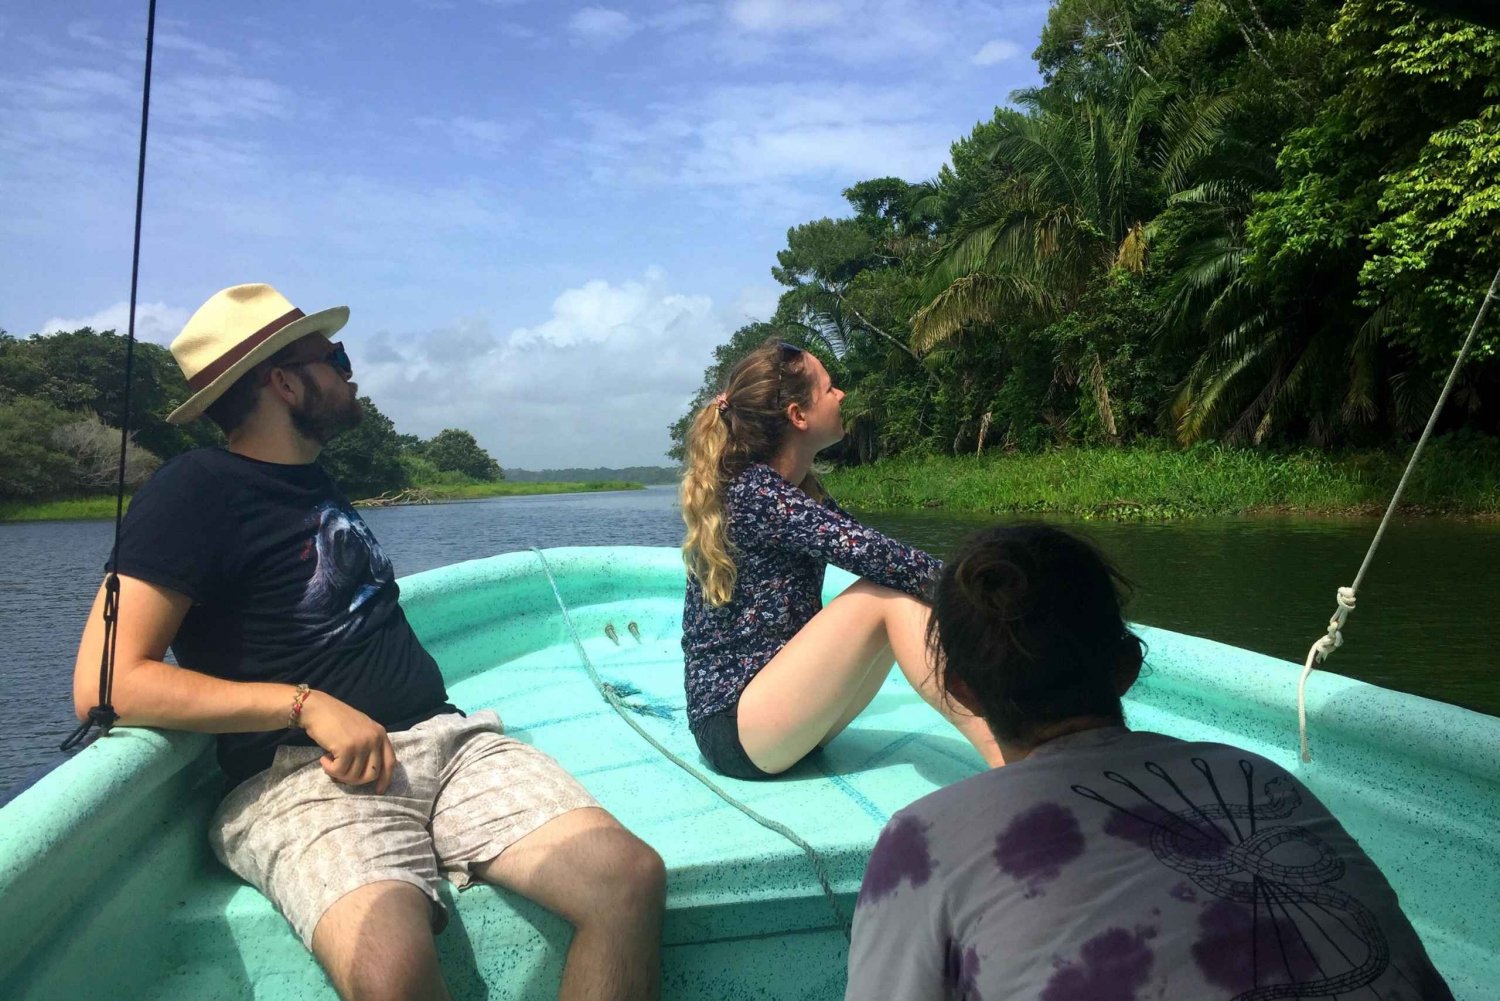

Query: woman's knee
left=833, top=578, right=919, bottom=618
left=844, top=577, right=900, bottom=599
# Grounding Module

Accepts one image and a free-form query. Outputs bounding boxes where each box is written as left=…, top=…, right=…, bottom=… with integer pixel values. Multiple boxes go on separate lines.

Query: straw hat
left=167, top=283, right=349, bottom=425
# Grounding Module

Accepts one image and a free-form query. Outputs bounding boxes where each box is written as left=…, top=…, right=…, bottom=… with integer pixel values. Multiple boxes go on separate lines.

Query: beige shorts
left=208, top=709, right=598, bottom=948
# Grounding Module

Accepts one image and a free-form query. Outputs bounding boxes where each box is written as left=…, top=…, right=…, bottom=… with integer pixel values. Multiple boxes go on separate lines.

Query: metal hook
left=627, top=621, right=641, bottom=641
left=604, top=623, right=619, bottom=645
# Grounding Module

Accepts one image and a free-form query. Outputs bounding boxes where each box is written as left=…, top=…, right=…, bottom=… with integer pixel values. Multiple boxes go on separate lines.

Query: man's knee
left=585, top=827, right=666, bottom=919
left=312, top=881, right=448, bottom=1001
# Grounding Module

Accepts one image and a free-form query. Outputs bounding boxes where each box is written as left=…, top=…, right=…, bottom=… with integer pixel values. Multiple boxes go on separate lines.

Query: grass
left=10, top=440, right=1499, bottom=523
left=0, top=480, right=645, bottom=523
left=822, top=439, right=1500, bottom=520
left=0, top=496, right=131, bottom=523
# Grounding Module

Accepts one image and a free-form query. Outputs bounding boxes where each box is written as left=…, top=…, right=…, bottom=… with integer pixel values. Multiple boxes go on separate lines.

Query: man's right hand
left=299, top=690, right=399, bottom=794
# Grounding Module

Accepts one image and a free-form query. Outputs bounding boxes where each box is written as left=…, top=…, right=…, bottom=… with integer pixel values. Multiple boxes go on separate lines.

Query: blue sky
left=1, top=0, right=1050, bottom=467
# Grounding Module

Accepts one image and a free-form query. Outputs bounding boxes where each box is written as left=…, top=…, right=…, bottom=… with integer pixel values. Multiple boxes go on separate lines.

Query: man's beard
left=290, top=377, right=363, bottom=445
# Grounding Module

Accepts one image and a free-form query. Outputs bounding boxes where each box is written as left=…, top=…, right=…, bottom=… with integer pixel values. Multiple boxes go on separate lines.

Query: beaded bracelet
left=287, top=683, right=311, bottom=729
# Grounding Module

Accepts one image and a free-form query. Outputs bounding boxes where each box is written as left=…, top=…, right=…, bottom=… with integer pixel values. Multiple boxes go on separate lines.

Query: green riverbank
left=823, top=442, right=1500, bottom=520
left=0, top=480, right=645, bottom=523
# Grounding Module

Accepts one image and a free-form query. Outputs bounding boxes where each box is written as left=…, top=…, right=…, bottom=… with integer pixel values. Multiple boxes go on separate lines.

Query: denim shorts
left=692, top=705, right=819, bottom=780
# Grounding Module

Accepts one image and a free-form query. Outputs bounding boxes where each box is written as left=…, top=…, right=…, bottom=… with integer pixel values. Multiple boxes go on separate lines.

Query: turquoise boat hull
left=2, top=546, right=1496, bottom=999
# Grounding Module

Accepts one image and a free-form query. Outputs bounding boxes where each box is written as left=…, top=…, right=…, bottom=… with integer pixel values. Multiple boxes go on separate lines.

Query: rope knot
left=1299, top=583, right=1359, bottom=762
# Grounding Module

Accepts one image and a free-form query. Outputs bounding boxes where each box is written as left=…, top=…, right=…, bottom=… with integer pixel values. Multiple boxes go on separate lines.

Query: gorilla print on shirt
left=299, top=501, right=394, bottom=635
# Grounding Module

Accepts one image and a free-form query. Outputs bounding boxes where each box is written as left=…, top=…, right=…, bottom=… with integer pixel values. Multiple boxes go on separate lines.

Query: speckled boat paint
left=1, top=546, right=1495, bottom=999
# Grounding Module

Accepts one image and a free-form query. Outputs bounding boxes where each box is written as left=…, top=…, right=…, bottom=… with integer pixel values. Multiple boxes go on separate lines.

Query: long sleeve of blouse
left=728, top=464, right=940, bottom=601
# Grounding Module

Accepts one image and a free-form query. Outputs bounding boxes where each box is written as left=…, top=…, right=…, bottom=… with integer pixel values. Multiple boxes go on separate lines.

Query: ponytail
left=681, top=402, right=738, bottom=605
left=680, top=337, right=820, bottom=606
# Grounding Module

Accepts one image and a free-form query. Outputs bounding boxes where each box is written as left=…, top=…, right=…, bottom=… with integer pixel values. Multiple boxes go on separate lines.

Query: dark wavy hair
left=927, top=523, right=1144, bottom=746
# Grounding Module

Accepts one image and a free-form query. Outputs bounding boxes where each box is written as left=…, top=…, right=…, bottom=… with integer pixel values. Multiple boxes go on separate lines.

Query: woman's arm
left=743, top=469, right=942, bottom=598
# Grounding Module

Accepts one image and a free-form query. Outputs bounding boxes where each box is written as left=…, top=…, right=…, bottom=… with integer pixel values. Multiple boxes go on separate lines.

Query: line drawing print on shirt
left=1073, top=758, right=1396, bottom=999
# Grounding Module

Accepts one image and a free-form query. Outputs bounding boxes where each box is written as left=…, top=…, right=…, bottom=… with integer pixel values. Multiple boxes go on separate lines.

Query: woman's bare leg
left=817, top=640, right=894, bottom=749
left=737, top=579, right=1002, bottom=773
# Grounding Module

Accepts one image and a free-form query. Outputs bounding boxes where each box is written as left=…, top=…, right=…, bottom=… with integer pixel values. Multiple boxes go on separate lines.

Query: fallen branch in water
left=353, top=488, right=434, bottom=508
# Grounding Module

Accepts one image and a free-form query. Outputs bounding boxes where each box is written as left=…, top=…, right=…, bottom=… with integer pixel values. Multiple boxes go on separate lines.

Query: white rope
left=528, top=548, right=854, bottom=938
left=1297, top=264, right=1500, bottom=762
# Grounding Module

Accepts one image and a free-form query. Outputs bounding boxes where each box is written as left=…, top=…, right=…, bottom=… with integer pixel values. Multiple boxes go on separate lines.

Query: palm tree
left=910, top=64, right=1168, bottom=439
left=1150, top=88, right=1396, bottom=446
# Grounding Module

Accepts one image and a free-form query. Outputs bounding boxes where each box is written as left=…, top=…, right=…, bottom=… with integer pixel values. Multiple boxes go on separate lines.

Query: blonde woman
left=680, top=339, right=1003, bottom=778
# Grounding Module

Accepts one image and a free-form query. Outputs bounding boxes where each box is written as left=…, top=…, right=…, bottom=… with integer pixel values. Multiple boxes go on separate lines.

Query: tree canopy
left=0, top=328, right=505, bottom=502
left=672, top=0, right=1500, bottom=460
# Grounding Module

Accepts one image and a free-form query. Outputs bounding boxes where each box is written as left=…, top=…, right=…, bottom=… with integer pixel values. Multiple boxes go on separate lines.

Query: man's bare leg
left=311, top=880, right=451, bottom=1001
left=475, top=807, right=665, bottom=1001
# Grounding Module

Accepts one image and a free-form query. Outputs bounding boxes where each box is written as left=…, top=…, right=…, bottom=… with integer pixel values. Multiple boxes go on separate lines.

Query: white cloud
left=3, top=0, right=1054, bottom=466
left=731, top=284, right=782, bottom=324
left=495, top=21, right=547, bottom=44
left=727, top=0, right=845, bottom=33
left=155, top=74, right=293, bottom=127
left=415, top=114, right=521, bottom=155
left=573, top=82, right=952, bottom=205
left=971, top=38, right=1020, bottom=66
left=65, top=20, right=137, bottom=59
left=357, top=270, right=730, bottom=466
left=155, top=32, right=237, bottom=69
left=568, top=7, right=638, bottom=48
left=651, top=5, right=715, bottom=31
left=711, top=0, right=977, bottom=65
left=41, top=302, right=190, bottom=345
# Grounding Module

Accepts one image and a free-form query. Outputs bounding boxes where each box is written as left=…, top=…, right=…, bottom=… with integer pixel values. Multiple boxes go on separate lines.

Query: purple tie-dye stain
left=1040, top=926, right=1155, bottom=1001
left=1192, top=898, right=1320, bottom=993
left=993, top=802, right=1085, bottom=894
left=1169, top=881, right=1198, bottom=903
left=943, top=937, right=983, bottom=1001
left=858, top=814, right=935, bottom=906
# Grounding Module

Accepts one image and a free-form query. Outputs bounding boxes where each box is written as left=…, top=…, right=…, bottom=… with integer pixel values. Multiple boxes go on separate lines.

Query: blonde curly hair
left=680, top=338, right=825, bottom=606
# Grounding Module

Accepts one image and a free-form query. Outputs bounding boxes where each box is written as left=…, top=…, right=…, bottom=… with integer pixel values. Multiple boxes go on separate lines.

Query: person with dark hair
left=846, top=523, right=1453, bottom=1000
left=72, top=284, right=665, bottom=1001
left=678, top=338, right=1002, bottom=779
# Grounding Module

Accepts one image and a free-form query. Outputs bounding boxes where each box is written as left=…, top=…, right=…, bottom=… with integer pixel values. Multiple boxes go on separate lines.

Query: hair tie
left=713, top=393, right=729, bottom=414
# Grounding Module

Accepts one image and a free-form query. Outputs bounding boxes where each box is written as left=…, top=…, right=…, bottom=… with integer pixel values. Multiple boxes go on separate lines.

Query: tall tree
left=424, top=428, right=503, bottom=481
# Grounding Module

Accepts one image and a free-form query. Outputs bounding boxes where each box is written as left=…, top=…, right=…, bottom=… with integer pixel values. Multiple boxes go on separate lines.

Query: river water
left=3, top=485, right=1496, bottom=795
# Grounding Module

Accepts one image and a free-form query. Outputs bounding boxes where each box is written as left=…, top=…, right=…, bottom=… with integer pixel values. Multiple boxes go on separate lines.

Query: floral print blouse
left=682, top=462, right=942, bottom=730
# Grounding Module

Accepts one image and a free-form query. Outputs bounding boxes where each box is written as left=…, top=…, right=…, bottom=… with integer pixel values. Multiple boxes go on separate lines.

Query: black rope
left=62, top=0, right=158, bottom=753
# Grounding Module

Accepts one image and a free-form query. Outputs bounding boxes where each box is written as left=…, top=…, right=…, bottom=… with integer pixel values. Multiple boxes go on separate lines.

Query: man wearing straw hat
left=72, top=283, right=665, bottom=1001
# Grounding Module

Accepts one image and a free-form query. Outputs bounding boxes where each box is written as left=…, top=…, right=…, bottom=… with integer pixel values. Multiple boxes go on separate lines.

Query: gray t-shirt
left=846, top=728, right=1453, bottom=1000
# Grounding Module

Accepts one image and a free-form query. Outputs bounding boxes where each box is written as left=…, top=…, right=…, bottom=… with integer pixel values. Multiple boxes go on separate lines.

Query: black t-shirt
left=110, top=447, right=456, bottom=787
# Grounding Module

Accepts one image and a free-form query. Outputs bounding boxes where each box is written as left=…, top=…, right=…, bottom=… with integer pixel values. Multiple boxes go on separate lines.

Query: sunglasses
left=773, top=340, right=803, bottom=409
left=280, top=343, right=353, bottom=378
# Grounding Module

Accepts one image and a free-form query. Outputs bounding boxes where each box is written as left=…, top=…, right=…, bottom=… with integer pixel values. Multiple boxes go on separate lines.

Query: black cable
left=62, top=0, right=158, bottom=753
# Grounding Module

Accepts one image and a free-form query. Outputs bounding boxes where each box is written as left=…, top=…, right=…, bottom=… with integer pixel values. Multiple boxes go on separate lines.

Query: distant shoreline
left=0, top=480, right=646, bottom=523
left=13, top=443, right=1499, bottom=524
